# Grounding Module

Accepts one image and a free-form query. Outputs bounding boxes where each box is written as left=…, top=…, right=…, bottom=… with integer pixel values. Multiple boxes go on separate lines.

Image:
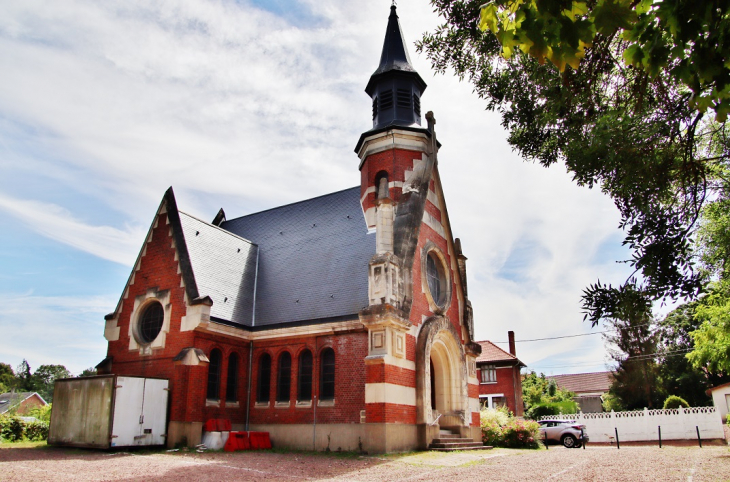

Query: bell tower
left=355, top=3, right=433, bottom=231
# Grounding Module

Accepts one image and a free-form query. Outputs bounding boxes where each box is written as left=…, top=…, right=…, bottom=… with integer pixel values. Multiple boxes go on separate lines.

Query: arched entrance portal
left=429, top=337, right=460, bottom=419
left=416, top=316, right=469, bottom=446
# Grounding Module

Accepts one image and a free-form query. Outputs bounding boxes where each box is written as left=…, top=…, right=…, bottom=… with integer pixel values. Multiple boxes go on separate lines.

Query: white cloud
left=0, top=293, right=113, bottom=375
left=0, top=193, right=145, bottom=265
left=0, top=0, right=636, bottom=374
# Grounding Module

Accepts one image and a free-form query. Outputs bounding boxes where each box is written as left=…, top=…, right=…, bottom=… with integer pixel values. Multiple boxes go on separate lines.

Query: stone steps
left=430, top=444, right=493, bottom=452
left=428, top=429, right=490, bottom=452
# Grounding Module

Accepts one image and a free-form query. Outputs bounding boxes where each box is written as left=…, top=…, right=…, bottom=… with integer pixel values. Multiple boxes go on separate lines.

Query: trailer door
left=110, top=377, right=145, bottom=447
left=140, top=378, right=169, bottom=446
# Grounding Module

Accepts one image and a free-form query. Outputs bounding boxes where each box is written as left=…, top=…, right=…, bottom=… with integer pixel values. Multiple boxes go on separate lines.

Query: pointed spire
left=372, top=4, right=416, bottom=77
left=364, top=4, right=427, bottom=130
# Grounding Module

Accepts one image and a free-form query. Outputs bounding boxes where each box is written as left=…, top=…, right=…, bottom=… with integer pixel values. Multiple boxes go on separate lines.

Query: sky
left=0, top=0, right=635, bottom=377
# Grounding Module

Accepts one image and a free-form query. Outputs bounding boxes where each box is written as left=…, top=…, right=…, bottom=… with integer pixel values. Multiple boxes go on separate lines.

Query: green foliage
left=601, top=392, right=625, bottom=412
left=603, top=288, right=662, bottom=409
left=0, top=415, right=25, bottom=442
left=656, top=303, right=719, bottom=405
left=30, top=364, right=71, bottom=403
left=24, top=421, right=49, bottom=441
left=500, top=418, right=541, bottom=449
left=15, top=360, right=32, bottom=391
left=525, top=400, right=579, bottom=420
left=0, top=363, right=17, bottom=392
left=477, top=0, right=730, bottom=121
left=78, top=368, right=97, bottom=378
left=688, top=279, right=730, bottom=373
left=521, top=371, right=576, bottom=413
left=480, top=407, right=506, bottom=446
left=663, top=395, right=690, bottom=409
left=479, top=407, right=541, bottom=448
left=28, top=403, right=52, bottom=423
left=418, top=1, right=729, bottom=324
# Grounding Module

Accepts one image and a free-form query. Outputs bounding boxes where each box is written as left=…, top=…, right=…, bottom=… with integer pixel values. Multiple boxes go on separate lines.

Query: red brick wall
left=360, top=148, right=422, bottom=212
left=478, top=364, right=523, bottom=416
left=248, top=332, right=368, bottom=425
left=16, top=395, right=45, bottom=415
left=366, top=403, right=417, bottom=424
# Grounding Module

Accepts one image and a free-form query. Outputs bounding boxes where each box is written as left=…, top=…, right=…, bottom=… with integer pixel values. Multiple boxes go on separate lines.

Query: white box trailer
left=49, top=375, right=169, bottom=449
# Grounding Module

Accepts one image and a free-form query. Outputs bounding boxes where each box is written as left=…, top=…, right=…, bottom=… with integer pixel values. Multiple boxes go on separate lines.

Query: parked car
left=537, top=419, right=589, bottom=448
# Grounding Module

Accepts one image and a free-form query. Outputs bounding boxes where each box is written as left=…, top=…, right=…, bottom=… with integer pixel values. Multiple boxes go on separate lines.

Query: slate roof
left=0, top=392, right=45, bottom=414
left=220, top=187, right=375, bottom=327
left=547, top=372, right=613, bottom=395
left=179, top=212, right=258, bottom=325
left=475, top=341, right=525, bottom=367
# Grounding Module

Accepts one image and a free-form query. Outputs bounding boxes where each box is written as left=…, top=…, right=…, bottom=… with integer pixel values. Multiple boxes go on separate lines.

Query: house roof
left=220, top=186, right=375, bottom=327
left=706, top=381, right=730, bottom=396
left=475, top=341, right=525, bottom=367
left=547, top=372, right=613, bottom=395
left=0, top=392, right=46, bottom=414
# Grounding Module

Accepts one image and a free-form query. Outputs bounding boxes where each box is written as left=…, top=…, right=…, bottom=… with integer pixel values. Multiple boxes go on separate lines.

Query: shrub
left=0, top=415, right=25, bottom=442
left=663, top=395, right=690, bottom=409
left=525, top=400, right=578, bottom=420
left=28, top=404, right=52, bottom=423
left=24, top=421, right=49, bottom=441
left=480, top=407, right=509, bottom=446
left=500, top=418, right=540, bottom=449
left=479, top=407, right=540, bottom=449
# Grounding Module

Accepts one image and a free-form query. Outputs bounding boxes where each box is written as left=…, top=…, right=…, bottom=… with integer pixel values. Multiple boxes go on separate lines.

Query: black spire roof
left=363, top=5, right=427, bottom=131
left=370, top=5, right=417, bottom=79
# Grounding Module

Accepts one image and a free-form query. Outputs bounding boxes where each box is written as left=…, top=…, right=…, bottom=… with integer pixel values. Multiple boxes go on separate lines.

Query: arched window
left=320, top=348, right=335, bottom=401
left=207, top=349, right=222, bottom=401
left=256, top=353, right=271, bottom=403
left=426, top=251, right=447, bottom=307
left=297, top=350, right=313, bottom=401
left=226, top=352, right=239, bottom=402
left=276, top=352, right=292, bottom=403
left=375, top=171, right=389, bottom=200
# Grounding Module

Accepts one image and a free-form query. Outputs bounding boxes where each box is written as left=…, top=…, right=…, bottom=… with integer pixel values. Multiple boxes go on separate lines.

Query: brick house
left=97, top=5, right=482, bottom=453
left=475, top=332, right=525, bottom=416
left=0, top=392, right=47, bottom=416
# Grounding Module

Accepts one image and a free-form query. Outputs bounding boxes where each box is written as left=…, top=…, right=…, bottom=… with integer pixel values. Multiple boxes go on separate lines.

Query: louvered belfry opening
left=364, top=4, right=427, bottom=130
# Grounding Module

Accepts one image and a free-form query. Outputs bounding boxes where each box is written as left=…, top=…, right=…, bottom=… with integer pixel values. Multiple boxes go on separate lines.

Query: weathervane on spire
left=391, top=0, right=396, bottom=7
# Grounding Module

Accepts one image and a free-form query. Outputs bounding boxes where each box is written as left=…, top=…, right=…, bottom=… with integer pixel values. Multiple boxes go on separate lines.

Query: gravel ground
left=1, top=444, right=729, bottom=481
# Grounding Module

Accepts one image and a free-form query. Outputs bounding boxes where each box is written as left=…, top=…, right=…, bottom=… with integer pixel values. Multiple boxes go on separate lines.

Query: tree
left=31, top=365, right=71, bottom=403
left=686, top=175, right=730, bottom=374
left=78, top=367, right=97, bottom=378
left=15, top=360, right=33, bottom=392
left=656, top=302, right=726, bottom=405
left=602, top=285, right=661, bottom=409
left=521, top=371, right=577, bottom=416
left=0, top=363, right=17, bottom=393
left=418, top=0, right=729, bottom=324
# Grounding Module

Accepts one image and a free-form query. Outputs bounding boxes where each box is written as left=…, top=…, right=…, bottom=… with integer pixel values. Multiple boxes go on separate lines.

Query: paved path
left=1, top=445, right=729, bottom=481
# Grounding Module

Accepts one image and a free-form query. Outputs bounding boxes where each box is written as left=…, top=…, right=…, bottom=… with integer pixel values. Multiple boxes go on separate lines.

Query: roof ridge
left=476, top=339, right=516, bottom=358
left=179, top=211, right=258, bottom=247
left=223, top=186, right=360, bottom=223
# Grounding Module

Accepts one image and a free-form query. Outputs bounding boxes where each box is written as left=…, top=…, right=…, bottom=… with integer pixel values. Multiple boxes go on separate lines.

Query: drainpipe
left=245, top=340, right=253, bottom=431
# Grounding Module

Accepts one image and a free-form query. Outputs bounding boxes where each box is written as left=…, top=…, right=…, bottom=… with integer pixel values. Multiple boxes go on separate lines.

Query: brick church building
left=98, top=5, right=483, bottom=453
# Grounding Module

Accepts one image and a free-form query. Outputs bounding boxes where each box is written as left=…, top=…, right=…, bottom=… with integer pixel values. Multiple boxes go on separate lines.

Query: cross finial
left=391, top=0, right=396, bottom=6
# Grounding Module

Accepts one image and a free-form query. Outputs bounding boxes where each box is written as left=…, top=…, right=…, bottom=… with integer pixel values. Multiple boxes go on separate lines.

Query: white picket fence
left=540, top=407, right=725, bottom=443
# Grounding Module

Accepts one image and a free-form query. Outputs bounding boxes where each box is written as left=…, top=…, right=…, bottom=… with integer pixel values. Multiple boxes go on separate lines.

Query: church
left=98, top=5, right=483, bottom=453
